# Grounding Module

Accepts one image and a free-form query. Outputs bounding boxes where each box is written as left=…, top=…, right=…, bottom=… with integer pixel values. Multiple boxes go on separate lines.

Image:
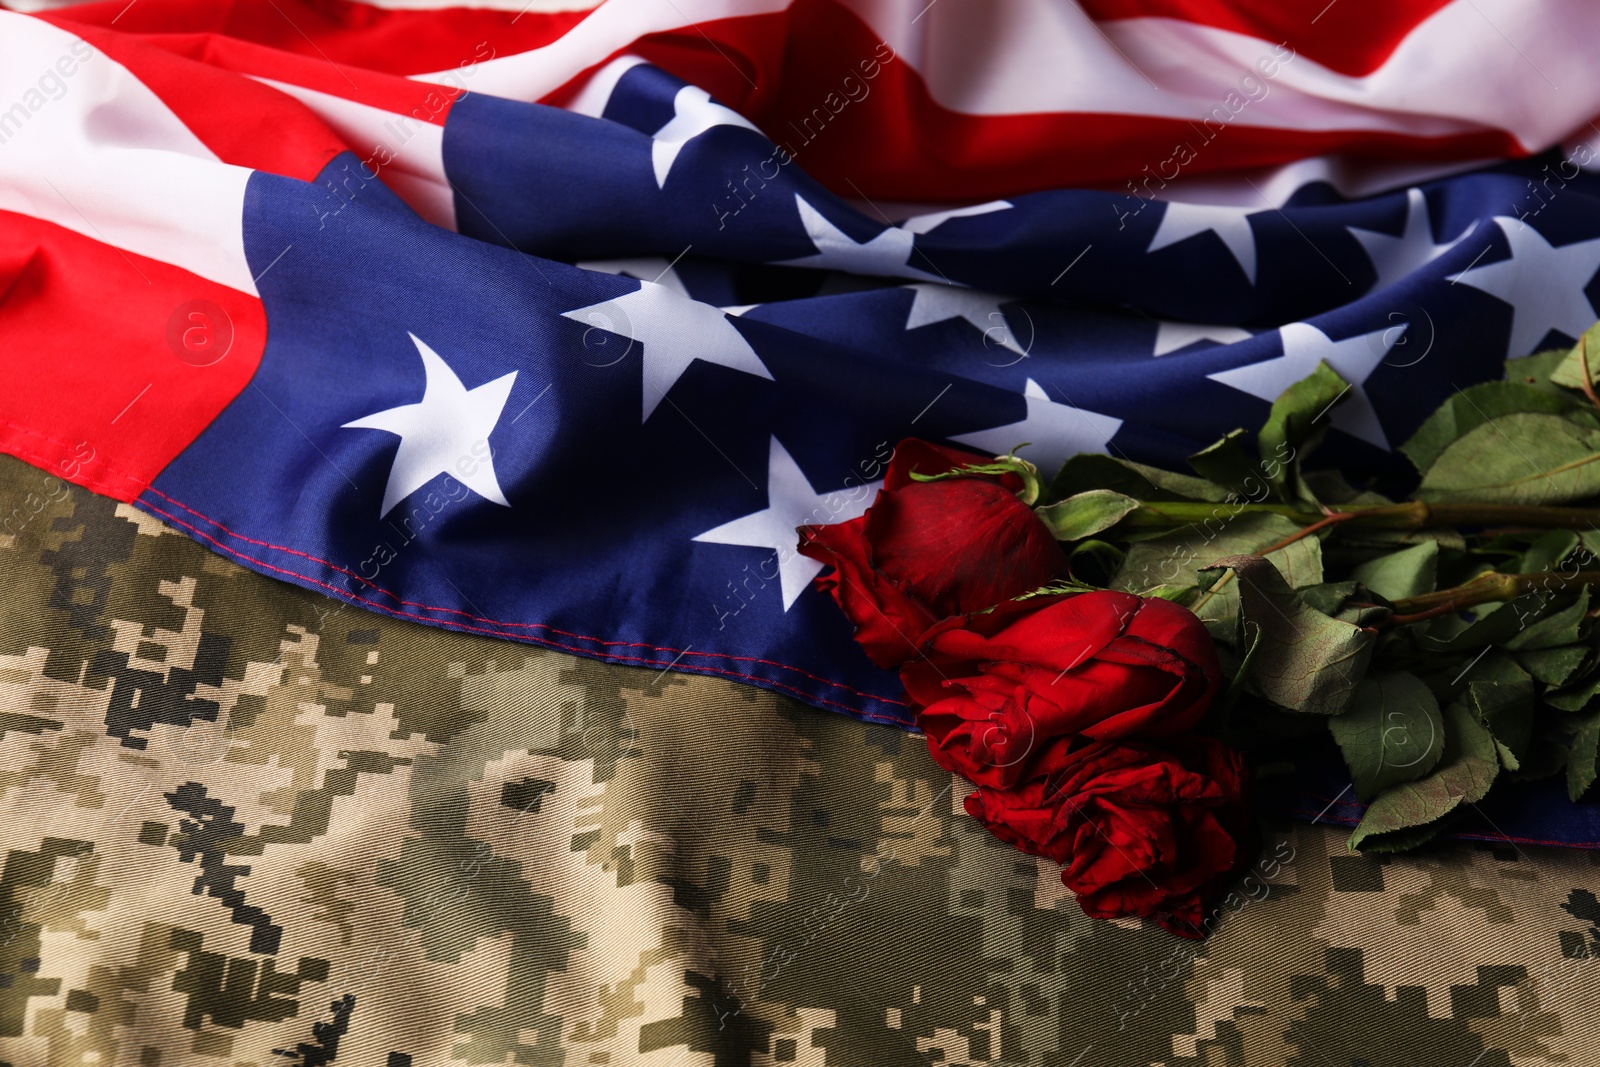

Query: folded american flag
left=5, top=0, right=1600, bottom=842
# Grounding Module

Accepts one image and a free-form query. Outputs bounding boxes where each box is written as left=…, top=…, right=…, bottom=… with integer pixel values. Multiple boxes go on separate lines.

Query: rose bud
left=963, top=736, right=1250, bottom=938
left=903, top=590, right=1220, bottom=789
left=797, top=440, right=1066, bottom=669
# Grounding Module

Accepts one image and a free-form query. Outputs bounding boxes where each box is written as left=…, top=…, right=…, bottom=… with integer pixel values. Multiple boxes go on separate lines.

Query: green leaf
left=1299, top=469, right=1393, bottom=508
left=1503, top=587, right=1590, bottom=651
left=1516, top=644, right=1591, bottom=687
left=1187, top=430, right=1262, bottom=496
left=1137, top=584, right=1199, bottom=604
left=1297, top=580, right=1361, bottom=619
left=1511, top=729, right=1570, bottom=783
left=1341, top=527, right=1468, bottom=552
left=1349, top=819, right=1451, bottom=854
left=1115, top=513, right=1323, bottom=646
left=1063, top=540, right=1125, bottom=589
left=1545, top=671, right=1600, bottom=712
left=1419, top=586, right=1591, bottom=658
left=1046, top=454, right=1230, bottom=504
left=1329, top=672, right=1446, bottom=802
left=1349, top=701, right=1499, bottom=850
left=910, top=453, right=1039, bottom=502
left=1293, top=581, right=1389, bottom=631
left=1566, top=711, right=1600, bottom=801
left=1415, top=413, right=1600, bottom=505
left=1400, top=380, right=1586, bottom=476
left=1464, top=654, right=1535, bottom=772
left=1034, top=489, right=1142, bottom=542
left=1520, top=530, right=1579, bottom=577
left=1068, top=538, right=1124, bottom=561
left=1504, top=345, right=1575, bottom=397
left=1220, top=618, right=1263, bottom=717
left=1417, top=594, right=1532, bottom=653
left=1114, top=512, right=1320, bottom=594
left=1014, top=578, right=1104, bottom=601
left=1257, top=361, right=1350, bottom=507
left=1199, top=554, right=1373, bottom=715
left=1350, top=541, right=1438, bottom=603
left=1548, top=321, right=1600, bottom=393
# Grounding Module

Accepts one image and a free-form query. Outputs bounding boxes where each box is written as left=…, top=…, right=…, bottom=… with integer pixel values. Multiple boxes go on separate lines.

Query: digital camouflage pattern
left=0, top=452, right=1597, bottom=1066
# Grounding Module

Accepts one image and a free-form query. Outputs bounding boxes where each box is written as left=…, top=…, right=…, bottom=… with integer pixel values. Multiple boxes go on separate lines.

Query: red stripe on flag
left=40, top=0, right=1544, bottom=202
left=615, top=0, right=1520, bottom=200
left=43, top=0, right=586, bottom=77
left=0, top=213, right=265, bottom=502
left=105, top=30, right=467, bottom=127
left=1078, top=0, right=1455, bottom=77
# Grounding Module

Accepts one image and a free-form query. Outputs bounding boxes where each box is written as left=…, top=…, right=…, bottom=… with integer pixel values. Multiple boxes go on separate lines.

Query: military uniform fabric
left=0, top=455, right=1597, bottom=1066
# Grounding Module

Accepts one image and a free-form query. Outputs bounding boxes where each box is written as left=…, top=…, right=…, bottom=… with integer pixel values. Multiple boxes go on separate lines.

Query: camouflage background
left=0, top=453, right=1596, bottom=1066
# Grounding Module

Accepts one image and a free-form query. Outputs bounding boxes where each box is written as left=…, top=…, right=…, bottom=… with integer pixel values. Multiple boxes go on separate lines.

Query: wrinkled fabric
left=0, top=455, right=1598, bottom=1065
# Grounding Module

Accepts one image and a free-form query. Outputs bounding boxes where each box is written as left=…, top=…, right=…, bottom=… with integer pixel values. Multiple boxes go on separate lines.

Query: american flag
left=4, top=0, right=1600, bottom=835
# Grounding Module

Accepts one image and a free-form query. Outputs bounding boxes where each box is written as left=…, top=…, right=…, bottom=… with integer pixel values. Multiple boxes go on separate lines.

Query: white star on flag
left=1448, top=216, right=1600, bottom=357
left=342, top=333, right=517, bottom=518
left=903, top=284, right=1025, bottom=355
left=1152, top=321, right=1251, bottom=357
left=1207, top=322, right=1400, bottom=450
left=951, top=378, right=1122, bottom=474
left=650, top=84, right=761, bottom=187
left=562, top=281, right=772, bottom=421
left=693, top=437, right=881, bottom=610
left=577, top=256, right=690, bottom=296
left=898, top=200, right=1013, bottom=235
left=777, top=195, right=943, bottom=281
left=1147, top=201, right=1262, bottom=284
left=1347, top=188, right=1475, bottom=291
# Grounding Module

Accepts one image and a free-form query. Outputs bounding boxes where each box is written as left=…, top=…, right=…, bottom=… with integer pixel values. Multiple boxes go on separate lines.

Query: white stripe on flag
left=426, top=0, right=1600, bottom=163
left=859, top=0, right=1591, bottom=143
left=0, top=13, right=257, bottom=295
left=413, top=0, right=792, bottom=99
left=252, top=76, right=456, bottom=230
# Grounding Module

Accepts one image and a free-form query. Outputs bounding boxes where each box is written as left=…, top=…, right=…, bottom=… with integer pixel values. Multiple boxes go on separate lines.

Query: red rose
left=904, top=591, right=1220, bottom=788
left=797, top=440, right=1066, bottom=669
left=963, top=737, right=1250, bottom=937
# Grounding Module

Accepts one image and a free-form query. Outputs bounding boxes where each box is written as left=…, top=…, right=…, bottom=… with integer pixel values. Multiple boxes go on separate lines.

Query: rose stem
left=1120, top=500, right=1600, bottom=531
left=1579, top=334, right=1600, bottom=416
left=1383, top=569, right=1600, bottom=625
left=1253, top=511, right=1358, bottom=555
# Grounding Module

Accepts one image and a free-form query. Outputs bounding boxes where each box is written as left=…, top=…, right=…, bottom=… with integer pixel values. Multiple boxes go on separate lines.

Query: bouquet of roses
left=796, top=324, right=1600, bottom=938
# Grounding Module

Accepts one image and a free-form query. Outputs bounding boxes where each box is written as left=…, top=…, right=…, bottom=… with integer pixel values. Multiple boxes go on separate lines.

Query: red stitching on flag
left=137, top=491, right=913, bottom=719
